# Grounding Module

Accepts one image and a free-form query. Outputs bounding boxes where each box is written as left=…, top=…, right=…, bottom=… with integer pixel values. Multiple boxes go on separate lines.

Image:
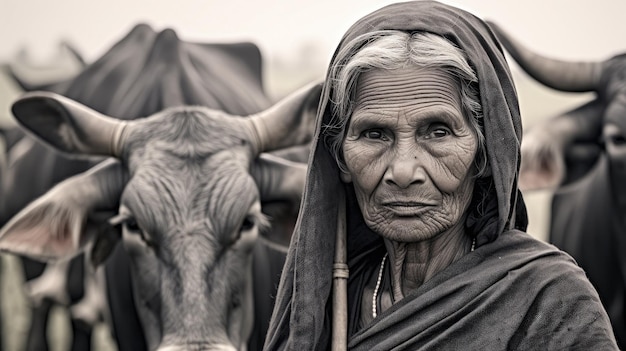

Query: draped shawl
left=264, top=1, right=617, bottom=349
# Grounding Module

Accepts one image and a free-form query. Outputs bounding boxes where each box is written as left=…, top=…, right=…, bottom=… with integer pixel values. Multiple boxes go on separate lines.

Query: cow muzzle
left=156, top=343, right=239, bottom=351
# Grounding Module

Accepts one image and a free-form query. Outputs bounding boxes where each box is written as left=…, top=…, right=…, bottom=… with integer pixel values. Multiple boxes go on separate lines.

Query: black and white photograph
left=0, top=0, right=625, bottom=349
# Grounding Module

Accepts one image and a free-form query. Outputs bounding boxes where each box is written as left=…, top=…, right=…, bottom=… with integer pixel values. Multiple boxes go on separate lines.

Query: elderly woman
left=264, top=1, right=618, bottom=350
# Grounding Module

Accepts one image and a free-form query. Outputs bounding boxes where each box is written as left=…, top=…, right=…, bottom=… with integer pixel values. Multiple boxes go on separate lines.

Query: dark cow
left=0, top=42, right=86, bottom=351
left=488, top=22, right=626, bottom=348
left=1, top=40, right=85, bottom=197
left=0, top=23, right=320, bottom=350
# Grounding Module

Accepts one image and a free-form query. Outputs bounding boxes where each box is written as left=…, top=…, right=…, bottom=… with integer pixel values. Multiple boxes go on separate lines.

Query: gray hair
left=325, top=30, right=487, bottom=177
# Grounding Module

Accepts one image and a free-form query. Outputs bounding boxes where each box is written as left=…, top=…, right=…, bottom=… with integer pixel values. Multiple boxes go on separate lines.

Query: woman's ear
left=339, top=168, right=352, bottom=183
left=334, top=142, right=352, bottom=183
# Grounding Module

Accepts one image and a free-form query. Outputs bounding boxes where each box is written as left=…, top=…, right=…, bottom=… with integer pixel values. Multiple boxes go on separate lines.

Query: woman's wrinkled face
left=341, top=67, right=478, bottom=242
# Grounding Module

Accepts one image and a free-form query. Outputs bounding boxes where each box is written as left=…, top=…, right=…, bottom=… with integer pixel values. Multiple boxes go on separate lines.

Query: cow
left=0, top=23, right=321, bottom=350
left=1, top=39, right=85, bottom=188
left=488, top=21, right=626, bottom=348
left=0, top=42, right=86, bottom=351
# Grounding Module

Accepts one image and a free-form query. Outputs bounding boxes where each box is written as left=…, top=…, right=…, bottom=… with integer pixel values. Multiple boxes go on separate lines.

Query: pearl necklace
left=372, top=237, right=476, bottom=319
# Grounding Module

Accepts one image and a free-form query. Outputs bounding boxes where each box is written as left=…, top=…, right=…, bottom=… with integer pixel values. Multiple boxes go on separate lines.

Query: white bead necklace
left=372, top=253, right=387, bottom=319
left=372, top=237, right=476, bottom=319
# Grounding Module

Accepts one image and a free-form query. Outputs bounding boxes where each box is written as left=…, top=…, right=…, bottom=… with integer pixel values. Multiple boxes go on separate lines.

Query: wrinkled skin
left=341, top=67, right=477, bottom=242
left=340, top=67, right=478, bottom=317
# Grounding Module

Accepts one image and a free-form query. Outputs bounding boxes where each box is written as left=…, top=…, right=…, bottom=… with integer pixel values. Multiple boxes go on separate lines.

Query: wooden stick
left=332, top=190, right=349, bottom=351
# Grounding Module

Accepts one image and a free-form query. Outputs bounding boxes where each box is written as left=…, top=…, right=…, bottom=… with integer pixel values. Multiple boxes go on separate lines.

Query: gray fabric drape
left=264, top=1, right=618, bottom=350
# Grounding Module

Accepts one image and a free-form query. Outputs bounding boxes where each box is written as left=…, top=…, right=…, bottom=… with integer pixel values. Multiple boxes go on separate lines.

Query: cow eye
left=240, top=216, right=255, bottom=232
left=124, top=218, right=141, bottom=232
left=123, top=218, right=157, bottom=248
left=611, top=135, right=626, bottom=145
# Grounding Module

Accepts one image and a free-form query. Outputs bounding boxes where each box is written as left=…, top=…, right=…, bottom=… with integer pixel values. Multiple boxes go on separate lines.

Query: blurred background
left=1, top=0, right=625, bottom=349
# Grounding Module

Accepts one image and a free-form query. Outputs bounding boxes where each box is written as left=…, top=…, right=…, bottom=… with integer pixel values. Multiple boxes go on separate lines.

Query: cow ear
left=0, top=198, right=95, bottom=261
left=252, top=153, right=307, bottom=205
left=519, top=130, right=566, bottom=191
left=252, top=154, right=308, bottom=248
left=519, top=100, right=604, bottom=191
left=248, top=81, right=323, bottom=154
left=11, top=91, right=127, bottom=157
left=0, top=159, right=124, bottom=261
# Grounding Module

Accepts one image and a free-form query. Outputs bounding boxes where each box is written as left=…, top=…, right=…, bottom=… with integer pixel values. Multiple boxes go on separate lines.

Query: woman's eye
left=363, top=129, right=387, bottom=140
left=426, top=127, right=451, bottom=139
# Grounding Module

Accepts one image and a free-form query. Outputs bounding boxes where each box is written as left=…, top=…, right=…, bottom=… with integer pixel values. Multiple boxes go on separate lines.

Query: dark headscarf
left=265, top=1, right=616, bottom=350
left=335, top=0, right=528, bottom=241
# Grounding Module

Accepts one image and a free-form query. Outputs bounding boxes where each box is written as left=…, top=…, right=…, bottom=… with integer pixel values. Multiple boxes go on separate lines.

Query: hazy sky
left=1, top=0, right=625, bottom=63
left=1, top=0, right=624, bottom=239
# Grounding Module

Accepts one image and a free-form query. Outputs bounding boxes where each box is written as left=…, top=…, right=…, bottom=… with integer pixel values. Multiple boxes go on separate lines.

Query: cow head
left=0, top=82, right=321, bottom=350
left=487, top=22, right=626, bottom=193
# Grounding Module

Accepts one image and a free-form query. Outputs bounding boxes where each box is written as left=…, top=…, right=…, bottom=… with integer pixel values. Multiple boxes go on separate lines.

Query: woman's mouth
left=382, top=202, right=434, bottom=216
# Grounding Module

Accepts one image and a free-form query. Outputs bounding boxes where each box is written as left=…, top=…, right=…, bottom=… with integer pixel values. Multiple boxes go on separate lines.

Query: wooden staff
left=332, top=190, right=349, bottom=351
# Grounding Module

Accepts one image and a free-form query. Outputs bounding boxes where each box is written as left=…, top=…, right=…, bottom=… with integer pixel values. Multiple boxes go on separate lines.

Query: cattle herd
left=0, top=19, right=624, bottom=351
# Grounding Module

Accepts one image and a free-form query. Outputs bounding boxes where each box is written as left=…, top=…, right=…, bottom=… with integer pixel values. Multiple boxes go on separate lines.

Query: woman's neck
left=384, top=222, right=473, bottom=301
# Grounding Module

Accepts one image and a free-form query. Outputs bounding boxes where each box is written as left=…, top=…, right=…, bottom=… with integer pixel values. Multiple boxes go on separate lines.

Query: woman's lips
left=382, top=201, right=435, bottom=216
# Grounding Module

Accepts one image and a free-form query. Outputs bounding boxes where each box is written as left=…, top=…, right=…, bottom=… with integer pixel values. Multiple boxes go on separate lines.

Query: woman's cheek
left=344, top=142, right=386, bottom=184
left=430, top=145, right=477, bottom=192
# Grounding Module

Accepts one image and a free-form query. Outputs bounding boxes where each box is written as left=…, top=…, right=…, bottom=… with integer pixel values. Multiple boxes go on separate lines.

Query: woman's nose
left=383, top=152, right=426, bottom=188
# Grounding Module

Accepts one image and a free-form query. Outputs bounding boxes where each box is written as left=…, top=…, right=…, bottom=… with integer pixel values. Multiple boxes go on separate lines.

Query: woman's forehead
left=353, top=67, right=463, bottom=115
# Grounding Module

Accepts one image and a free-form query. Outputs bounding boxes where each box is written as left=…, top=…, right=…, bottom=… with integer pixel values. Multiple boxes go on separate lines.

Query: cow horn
left=487, top=21, right=602, bottom=92
left=247, top=81, right=323, bottom=154
left=251, top=153, right=307, bottom=204
left=11, top=91, right=128, bottom=158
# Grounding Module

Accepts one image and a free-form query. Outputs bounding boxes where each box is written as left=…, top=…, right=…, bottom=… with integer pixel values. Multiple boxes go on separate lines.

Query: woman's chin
left=369, top=219, right=441, bottom=243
